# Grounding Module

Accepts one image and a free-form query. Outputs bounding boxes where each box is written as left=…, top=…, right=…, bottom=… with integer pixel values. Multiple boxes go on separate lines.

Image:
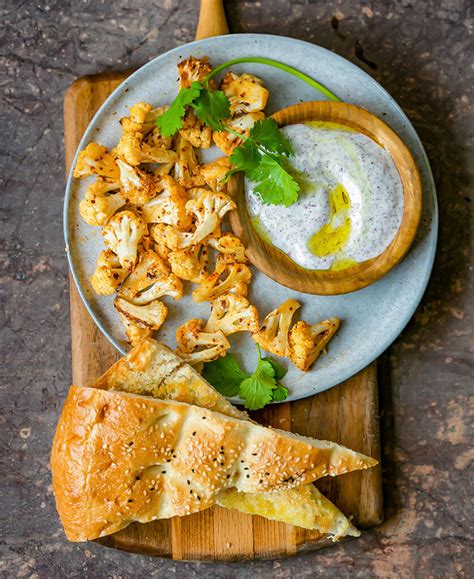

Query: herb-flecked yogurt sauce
left=246, top=122, right=405, bottom=271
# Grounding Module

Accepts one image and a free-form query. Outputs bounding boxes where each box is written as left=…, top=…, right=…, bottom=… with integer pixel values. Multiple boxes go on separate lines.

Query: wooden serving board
left=63, top=69, right=383, bottom=561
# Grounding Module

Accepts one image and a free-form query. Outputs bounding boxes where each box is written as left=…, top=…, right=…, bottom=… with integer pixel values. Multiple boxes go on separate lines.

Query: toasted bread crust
left=51, top=386, right=376, bottom=541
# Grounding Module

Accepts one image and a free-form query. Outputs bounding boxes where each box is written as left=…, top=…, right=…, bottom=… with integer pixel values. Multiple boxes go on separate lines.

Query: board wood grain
left=63, top=7, right=383, bottom=560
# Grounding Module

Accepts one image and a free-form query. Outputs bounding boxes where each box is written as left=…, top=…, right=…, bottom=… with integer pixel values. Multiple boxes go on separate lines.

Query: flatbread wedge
left=93, top=339, right=364, bottom=539
left=51, top=385, right=376, bottom=541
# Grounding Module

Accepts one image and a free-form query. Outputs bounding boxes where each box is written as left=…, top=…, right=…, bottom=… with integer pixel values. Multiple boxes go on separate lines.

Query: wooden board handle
left=195, top=0, right=229, bottom=40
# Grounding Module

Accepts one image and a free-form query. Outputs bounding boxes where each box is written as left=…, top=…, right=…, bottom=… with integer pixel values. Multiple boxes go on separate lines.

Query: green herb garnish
left=202, top=345, right=288, bottom=410
left=156, top=56, right=340, bottom=207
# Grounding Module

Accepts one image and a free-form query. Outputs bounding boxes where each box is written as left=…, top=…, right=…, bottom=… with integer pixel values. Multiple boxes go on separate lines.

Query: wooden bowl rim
left=229, top=101, right=423, bottom=295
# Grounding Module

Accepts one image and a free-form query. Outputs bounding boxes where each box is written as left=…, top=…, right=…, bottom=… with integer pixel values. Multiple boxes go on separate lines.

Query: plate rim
left=63, top=32, right=438, bottom=400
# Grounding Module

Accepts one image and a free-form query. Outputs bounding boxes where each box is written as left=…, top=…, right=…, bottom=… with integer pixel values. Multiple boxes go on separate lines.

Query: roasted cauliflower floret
left=253, top=299, right=301, bottom=357
left=79, top=179, right=124, bottom=226
left=175, top=318, right=230, bottom=364
left=168, top=244, right=209, bottom=283
left=200, top=156, right=232, bottom=193
left=192, top=256, right=252, bottom=303
left=149, top=223, right=172, bottom=263
left=140, top=175, right=190, bottom=229
left=116, top=131, right=178, bottom=166
left=177, top=56, right=213, bottom=89
left=73, top=142, right=120, bottom=180
left=289, top=318, right=340, bottom=372
left=102, top=210, right=148, bottom=270
left=120, top=103, right=170, bottom=135
left=208, top=234, right=247, bottom=263
left=119, top=313, right=153, bottom=346
left=117, top=159, right=160, bottom=205
left=213, top=111, right=265, bottom=155
left=118, top=249, right=168, bottom=298
left=143, top=126, right=174, bottom=150
left=89, top=249, right=129, bottom=295
left=186, top=189, right=236, bottom=239
left=179, top=108, right=212, bottom=149
left=174, top=133, right=205, bottom=187
left=114, top=297, right=168, bottom=330
left=220, top=72, right=269, bottom=115
left=205, top=293, right=259, bottom=335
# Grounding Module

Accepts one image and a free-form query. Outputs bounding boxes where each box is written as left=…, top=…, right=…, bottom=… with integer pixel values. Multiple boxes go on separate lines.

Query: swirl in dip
left=246, top=122, right=404, bottom=271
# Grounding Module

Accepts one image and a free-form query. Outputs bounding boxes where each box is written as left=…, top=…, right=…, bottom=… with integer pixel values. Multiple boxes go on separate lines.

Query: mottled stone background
left=0, top=0, right=472, bottom=577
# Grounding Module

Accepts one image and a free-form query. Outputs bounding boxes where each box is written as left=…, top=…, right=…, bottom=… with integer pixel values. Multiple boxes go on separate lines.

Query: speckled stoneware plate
left=64, top=34, right=438, bottom=402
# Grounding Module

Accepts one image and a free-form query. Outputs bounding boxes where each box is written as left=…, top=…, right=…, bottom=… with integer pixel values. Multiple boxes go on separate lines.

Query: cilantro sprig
left=202, top=345, right=289, bottom=410
left=156, top=72, right=300, bottom=206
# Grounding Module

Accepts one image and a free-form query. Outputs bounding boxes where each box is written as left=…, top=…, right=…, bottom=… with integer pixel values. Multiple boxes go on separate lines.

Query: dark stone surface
left=0, top=0, right=472, bottom=576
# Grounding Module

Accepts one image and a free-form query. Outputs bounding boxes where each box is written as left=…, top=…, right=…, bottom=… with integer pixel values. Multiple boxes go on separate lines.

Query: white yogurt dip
left=246, top=122, right=404, bottom=270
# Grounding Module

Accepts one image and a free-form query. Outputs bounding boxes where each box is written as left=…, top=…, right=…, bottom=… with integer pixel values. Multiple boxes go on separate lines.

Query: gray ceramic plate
left=64, top=34, right=438, bottom=402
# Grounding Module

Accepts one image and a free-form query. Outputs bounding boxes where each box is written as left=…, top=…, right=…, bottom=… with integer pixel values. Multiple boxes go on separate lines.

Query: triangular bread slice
left=94, top=338, right=360, bottom=538
left=51, top=385, right=376, bottom=541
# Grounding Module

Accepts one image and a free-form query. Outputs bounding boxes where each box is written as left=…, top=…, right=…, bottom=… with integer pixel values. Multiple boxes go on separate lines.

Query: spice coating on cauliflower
left=102, top=210, right=148, bottom=270
left=213, top=111, right=265, bottom=155
left=176, top=318, right=230, bottom=364
left=79, top=179, right=125, bottom=226
left=200, top=157, right=232, bottom=193
left=289, top=318, right=340, bottom=372
left=140, top=175, right=190, bottom=230
left=116, top=159, right=160, bottom=206
left=177, top=56, right=213, bottom=89
left=220, top=72, right=269, bottom=115
left=114, top=297, right=168, bottom=331
left=208, top=234, right=248, bottom=263
left=90, top=250, right=129, bottom=295
left=192, top=256, right=252, bottom=303
left=205, top=293, right=259, bottom=336
left=253, top=299, right=301, bottom=358
left=168, top=245, right=209, bottom=283
left=74, top=142, right=120, bottom=180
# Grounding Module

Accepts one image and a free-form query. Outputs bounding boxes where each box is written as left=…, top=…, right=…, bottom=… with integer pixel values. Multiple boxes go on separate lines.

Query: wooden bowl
left=228, top=101, right=423, bottom=295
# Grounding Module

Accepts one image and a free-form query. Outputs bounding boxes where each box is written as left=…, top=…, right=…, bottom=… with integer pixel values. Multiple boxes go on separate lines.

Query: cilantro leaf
left=271, top=383, right=289, bottom=402
left=250, top=118, right=294, bottom=156
left=262, top=356, right=287, bottom=381
left=202, top=354, right=249, bottom=397
left=229, top=140, right=262, bottom=177
left=156, top=81, right=203, bottom=137
left=239, top=356, right=277, bottom=411
left=252, top=154, right=300, bottom=207
left=193, top=89, right=230, bottom=131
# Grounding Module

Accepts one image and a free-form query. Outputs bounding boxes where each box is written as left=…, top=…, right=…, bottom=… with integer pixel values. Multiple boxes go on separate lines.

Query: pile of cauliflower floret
left=73, top=56, right=339, bottom=371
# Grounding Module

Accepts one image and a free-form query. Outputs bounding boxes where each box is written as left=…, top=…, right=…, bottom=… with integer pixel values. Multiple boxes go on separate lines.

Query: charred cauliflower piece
left=220, top=72, right=269, bottom=115
left=174, top=133, right=205, bottom=187
left=200, top=157, right=232, bottom=193
left=102, top=210, right=148, bottom=270
left=289, top=318, right=340, bottom=372
left=192, top=256, right=252, bottom=303
left=180, top=108, right=212, bottom=149
left=149, top=223, right=172, bottom=264
left=176, top=318, right=230, bottom=365
left=213, top=111, right=265, bottom=155
left=74, top=142, right=120, bottom=180
left=120, top=103, right=170, bottom=135
left=168, top=244, right=209, bottom=283
left=140, top=175, right=190, bottom=229
left=119, top=312, right=152, bottom=346
left=117, top=159, right=160, bottom=205
left=186, top=189, right=236, bottom=239
left=79, top=179, right=124, bottom=226
left=177, top=56, right=213, bottom=89
left=114, top=296, right=168, bottom=331
left=118, top=249, right=182, bottom=305
left=116, top=131, right=178, bottom=166
left=90, top=249, right=129, bottom=295
left=208, top=234, right=247, bottom=263
left=253, top=299, right=301, bottom=358
left=205, top=293, right=259, bottom=336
